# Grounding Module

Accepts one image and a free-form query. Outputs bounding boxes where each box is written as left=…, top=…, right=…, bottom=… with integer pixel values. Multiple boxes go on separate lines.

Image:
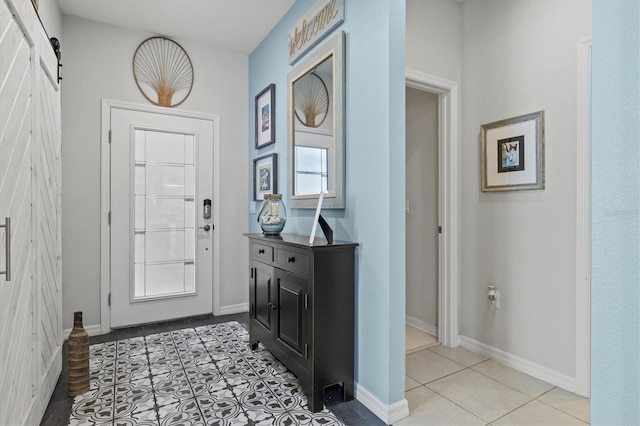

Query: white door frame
left=100, top=100, right=221, bottom=334
left=575, top=37, right=591, bottom=397
left=405, top=69, right=460, bottom=347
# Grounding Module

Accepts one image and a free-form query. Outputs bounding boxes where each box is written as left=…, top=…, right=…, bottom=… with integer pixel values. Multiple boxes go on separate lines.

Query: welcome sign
left=288, top=0, right=344, bottom=64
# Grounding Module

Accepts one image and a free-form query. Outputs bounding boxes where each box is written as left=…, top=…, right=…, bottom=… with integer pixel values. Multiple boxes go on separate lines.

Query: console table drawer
left=276, top=247, right=308, bottom=276
left=252, top=243, right=273, bottom=263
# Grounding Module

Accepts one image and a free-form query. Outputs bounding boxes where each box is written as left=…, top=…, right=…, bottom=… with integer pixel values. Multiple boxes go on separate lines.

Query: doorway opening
left=405, top=69, right=460, bottom=351
left=405, top=87, right=440, bottom=353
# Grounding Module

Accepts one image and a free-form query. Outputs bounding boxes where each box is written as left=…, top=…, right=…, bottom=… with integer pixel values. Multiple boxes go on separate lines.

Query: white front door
left=110, top=108, right=214, bottom=328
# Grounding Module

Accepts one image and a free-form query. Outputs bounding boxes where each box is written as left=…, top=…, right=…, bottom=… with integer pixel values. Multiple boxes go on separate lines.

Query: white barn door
left=0, top=1, right=62, bottom=424
left=34, top=11, right=63, bottom=421
left=0, top=1, right=35, bottom=422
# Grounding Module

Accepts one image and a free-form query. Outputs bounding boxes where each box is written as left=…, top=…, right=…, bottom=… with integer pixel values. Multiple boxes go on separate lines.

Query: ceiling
left=57, top=0, right=296, bottom=55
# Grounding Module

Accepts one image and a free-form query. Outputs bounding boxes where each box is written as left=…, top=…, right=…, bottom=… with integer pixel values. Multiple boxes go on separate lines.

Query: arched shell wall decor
left=294, top=72, right=329, bottom=128
left=133, top=37, right=194, bottom=107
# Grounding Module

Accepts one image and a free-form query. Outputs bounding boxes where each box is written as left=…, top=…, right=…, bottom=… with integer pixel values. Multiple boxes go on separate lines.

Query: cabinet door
left=274, top=269, right=308, bottom=357
left=253, top=261, right=274, bottom=333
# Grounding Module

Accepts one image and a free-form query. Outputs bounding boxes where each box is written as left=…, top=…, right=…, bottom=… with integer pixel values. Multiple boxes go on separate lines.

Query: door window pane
left=146, top=132, right=185, bottom=163
left=133, top=129, right=196, bottom=299
left=146, top=164, right=185, bottom=196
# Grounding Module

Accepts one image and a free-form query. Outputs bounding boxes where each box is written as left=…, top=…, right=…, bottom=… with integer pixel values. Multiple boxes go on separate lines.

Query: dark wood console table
left=244, top=233, right=358, bottom=412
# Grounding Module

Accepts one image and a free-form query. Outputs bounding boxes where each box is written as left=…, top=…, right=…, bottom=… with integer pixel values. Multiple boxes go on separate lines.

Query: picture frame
left=481, top=110, right=545, bottom=192
left=255, top=84, right=276, bottom=149
left=253, top=154, right=278, bottom=201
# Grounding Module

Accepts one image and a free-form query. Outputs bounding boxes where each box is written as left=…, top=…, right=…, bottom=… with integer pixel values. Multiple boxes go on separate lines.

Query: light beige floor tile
left=493, top=400, right=588, bottom=425
left=537, top=387, right=590, bottom=423
left=406, top=349, right=466, bottom=384
left=405, top=376, right=421, bottom=391
left=406, top=324, right=439, bottom=354
left=397, top=386, right=485, bottom=425
left=427, top=369, right=531, bottom=423
left=429, top=345, right=489, bottom=367
left=471, top=360, right=555, bottom=398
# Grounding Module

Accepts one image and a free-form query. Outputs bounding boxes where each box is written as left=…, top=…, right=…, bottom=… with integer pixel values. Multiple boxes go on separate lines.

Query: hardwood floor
left=40, top=313, right=382, bottom=426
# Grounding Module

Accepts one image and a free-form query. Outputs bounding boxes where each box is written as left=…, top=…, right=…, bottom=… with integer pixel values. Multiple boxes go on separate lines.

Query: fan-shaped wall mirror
left=133, top=37, right=194, bottom=107
left=288, top=31, right=345, bottom=209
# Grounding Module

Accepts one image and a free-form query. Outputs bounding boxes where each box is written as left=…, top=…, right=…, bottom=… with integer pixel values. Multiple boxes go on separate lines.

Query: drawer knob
left=287, top=256, right=295, bottom=263
left=258, top=249, right=265, bottom=254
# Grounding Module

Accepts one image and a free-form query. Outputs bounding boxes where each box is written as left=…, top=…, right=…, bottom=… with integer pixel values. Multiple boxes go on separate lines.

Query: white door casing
left=0, top=1, right=62, bottom=424
left=110, top=108, right=214, bottom=327
left=575, top=37, right=591, bottom=398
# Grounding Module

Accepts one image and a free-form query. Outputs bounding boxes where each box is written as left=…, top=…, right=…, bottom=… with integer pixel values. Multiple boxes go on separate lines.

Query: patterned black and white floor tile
left=68, top=321, right=343, bottom=426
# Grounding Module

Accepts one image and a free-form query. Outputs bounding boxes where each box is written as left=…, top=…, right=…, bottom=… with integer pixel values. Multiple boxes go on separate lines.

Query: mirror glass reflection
left=292, top=55, right=333, bottom=196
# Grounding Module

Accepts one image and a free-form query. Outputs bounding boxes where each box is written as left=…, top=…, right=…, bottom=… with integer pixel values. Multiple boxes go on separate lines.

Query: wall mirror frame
left=288, top=31, right=345, bottom=209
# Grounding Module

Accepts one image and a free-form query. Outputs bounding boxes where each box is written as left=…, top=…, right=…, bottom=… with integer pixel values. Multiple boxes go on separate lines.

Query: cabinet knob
left=258, top=249, right=265, bottom=254
left=287, top=256, right=295, bottom=263
left=269, top=303, right=278, bottom=310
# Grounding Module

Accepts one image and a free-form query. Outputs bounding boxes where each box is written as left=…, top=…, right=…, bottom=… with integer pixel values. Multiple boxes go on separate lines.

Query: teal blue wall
left=249, top=0, right=406, bottom=406
left=592, top=1, right=640, bottom=424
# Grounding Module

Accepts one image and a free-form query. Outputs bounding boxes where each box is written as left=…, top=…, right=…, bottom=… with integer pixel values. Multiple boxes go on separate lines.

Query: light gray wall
left=405, top=88, right=439, bottom=329
left=459, top=0, right=591, bottom=377
left=37, top=0, right=61, bottom=40
left=61, top=15, right=249, bottom=330
left=406, top=0, right=462, bottom=82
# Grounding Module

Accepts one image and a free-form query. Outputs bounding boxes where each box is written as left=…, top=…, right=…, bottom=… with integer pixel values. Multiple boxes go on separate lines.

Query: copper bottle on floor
left=67, top=311, right=90, bottom=396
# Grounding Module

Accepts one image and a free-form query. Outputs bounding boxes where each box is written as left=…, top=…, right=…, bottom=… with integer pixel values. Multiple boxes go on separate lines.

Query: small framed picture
left=481, top=111, right=545, bottom=192
left=255, top=84, right=276, bottom=149
left=253, top=154, right=278, bottom=201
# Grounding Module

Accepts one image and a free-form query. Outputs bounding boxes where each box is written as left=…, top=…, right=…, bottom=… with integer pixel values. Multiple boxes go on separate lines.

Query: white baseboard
left=459, top=335, right=577, bottom=393
left=219, top=303, right=249, bottom=316
left=63, top=324, right=103, bottom=339
left=406, top=315, right=438, bottom=337
left=355, top=383, right=409, bottom=425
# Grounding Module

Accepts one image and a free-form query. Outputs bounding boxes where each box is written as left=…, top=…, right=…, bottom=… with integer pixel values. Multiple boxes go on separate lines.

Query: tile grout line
left=420, top=365, right=536, bottom=425
left=226, top=322, right=344, bottom=424
left=151, top=330, right=182, bottom=423
left=466, top=360, right=554, bottom=399
left=416, top=367, right=490, bottom=425
left=195, top=322, right=283, bottom=424
left=195, top=322, right=256, bottom=423
left=142, top=333, right=161, bottom=425
left=170, top=326, right=206, bottom=423
left=533, top=393, right=591, bottom=424
left=227, top=324, right=303, bottom=422
left=410, top=349, right=586, bottom=420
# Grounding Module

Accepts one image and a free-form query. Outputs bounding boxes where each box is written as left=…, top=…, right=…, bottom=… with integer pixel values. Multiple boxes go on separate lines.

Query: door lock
left=203, top=199, right=211, bottom=219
